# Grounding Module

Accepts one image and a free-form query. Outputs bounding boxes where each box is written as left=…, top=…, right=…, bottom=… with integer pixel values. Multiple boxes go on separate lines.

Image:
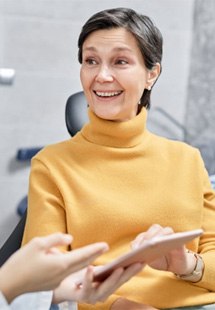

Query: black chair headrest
left=65, top=91, right=88, bottom=136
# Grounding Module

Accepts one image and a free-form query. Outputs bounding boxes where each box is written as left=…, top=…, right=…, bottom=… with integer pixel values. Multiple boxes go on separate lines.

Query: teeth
left=95, top=91, right=122, bottom=97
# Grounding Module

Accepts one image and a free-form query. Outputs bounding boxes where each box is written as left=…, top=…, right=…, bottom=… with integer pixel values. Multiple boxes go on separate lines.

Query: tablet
left=92, top=228, right=203, bottom=282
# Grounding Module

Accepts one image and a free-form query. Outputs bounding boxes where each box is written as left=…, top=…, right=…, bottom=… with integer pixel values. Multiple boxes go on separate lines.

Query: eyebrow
left=82, top=46, right=134, bottom=53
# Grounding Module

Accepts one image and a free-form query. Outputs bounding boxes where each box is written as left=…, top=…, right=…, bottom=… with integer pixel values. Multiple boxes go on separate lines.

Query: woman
left=22, top=8, right=215, bottom=310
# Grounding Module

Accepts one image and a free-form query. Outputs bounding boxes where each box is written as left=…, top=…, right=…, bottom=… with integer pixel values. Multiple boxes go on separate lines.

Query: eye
left=84, top=58, right=97, bottom=65
left=115, top=59, right=128, bottom=65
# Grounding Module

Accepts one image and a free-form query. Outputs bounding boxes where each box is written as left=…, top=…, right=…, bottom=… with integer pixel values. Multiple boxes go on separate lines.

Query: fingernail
left=132, top=242, right=139, bottom=249
left=64, top=234, right=73, bottom=242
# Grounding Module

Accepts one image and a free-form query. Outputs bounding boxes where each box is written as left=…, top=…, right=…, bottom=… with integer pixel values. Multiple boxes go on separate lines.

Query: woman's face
left=80, top=27, right=158, bottom=122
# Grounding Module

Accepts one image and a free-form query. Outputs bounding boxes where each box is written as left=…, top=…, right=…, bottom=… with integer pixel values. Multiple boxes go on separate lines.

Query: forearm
left=0, top=284, right=16, bottom=304
left=0, top=270, right=23, bottom=303
left=11, top=291, right=53, bottom=309
left=193, top=251, right=215, bottom=291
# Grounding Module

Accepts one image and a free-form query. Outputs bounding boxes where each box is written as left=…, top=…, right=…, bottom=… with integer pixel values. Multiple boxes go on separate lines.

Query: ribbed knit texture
left=22, top=108, right=215, bottom=309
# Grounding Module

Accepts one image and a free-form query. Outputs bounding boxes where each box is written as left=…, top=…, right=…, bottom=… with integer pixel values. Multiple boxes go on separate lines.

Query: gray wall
left=0, top=0, right=195, bottom=246
left=185, top=0, right=215, bottom=175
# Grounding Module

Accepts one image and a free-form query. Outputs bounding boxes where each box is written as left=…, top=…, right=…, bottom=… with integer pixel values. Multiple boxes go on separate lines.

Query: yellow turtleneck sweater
left=22, top=108, right=215, bottom=309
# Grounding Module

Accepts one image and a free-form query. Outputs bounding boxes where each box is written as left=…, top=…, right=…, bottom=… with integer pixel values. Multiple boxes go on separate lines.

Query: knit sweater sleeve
left=22, top=157, right=67, bottom=245
left=194, top=151, right=215, bottom=291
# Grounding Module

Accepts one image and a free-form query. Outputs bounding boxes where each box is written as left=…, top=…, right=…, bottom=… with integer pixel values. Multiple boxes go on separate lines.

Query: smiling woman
left=80, top=28, right=160, bottom=122
left=22, top=7, right=215, bottom=310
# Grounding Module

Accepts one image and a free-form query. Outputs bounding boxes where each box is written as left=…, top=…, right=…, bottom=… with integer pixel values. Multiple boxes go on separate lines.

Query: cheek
left=80, top=68, right=95, bottom=88
left=134, top=72, right=147, bottom=94
left=80, top=68, right=90, bottom=88
left=126, top=79, right=145, bottom=97
left=122, top=68, right=147, bottom=92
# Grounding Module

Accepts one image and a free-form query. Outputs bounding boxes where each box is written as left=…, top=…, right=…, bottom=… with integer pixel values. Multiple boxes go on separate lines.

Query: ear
left=146, top=63, right=161, bottom=90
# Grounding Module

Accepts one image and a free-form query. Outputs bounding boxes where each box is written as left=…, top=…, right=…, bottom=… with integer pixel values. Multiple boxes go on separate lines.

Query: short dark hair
left=78, top=7, right=163, bottom=109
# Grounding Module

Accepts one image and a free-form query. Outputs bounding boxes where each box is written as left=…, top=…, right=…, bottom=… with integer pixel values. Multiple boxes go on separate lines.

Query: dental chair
left=0, top=91, right=88, bottom=266
left=16, top=91, right=88, bottom=217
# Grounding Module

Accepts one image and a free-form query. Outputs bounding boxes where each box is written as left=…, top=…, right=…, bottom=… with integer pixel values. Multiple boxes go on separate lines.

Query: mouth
left=93, top=90, right=123, bottom=98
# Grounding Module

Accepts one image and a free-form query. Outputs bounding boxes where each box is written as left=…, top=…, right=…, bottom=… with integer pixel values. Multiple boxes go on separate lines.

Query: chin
left=91, top=106, right=119, bottom=121
left=95, top=112, right=116, bottom=121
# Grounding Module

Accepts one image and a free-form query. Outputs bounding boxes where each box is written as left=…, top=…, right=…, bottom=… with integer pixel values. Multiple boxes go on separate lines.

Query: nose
left=95, top=65, right=114, bottom=83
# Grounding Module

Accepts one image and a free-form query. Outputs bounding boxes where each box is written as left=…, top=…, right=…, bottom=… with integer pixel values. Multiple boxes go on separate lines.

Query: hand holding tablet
left=92, top=229, right=203, bottom=282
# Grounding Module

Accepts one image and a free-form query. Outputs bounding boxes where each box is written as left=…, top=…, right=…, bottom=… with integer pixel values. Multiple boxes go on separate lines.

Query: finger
left=132, top=232, right=146, bottom=243
left=81, top=265, right=95, bottom=290
left=95, top=263, right=143, bottom=302
left=47, top=247, right=61, bottom=254
left=131, top=233, right=146, bottom=249
left=144, top=224, right=164, bottom=239
left=132, top=224, right=164, bottom=249
left=98, top=264, right=143, bottom=301
left=32, top=233, right=73, bottom=250
left=78, top=266, right=96, bottom=302
left=113, top=263, right=144, bottom=288
left=162, top=226, right=174, bottom=236
left=64, top=242, right=109, bottom=273
left=91, top=268, right=124, bottom=301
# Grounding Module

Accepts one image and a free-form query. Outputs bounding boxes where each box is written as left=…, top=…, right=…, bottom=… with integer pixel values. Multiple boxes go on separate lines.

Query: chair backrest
left=65, top=91, right=88, bottom=136
left=0, top=91, right=88, bottom=264
left=0, top=210, right=27, bottom=267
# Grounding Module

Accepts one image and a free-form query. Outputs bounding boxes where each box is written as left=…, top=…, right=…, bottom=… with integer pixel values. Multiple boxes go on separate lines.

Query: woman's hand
left=131, top=224, right=196, bottom=276
left=53, top=262, right=144, bottom=304
left=0, top=233, right=109, bottom=303
left=111, top=298, right=159, bottom=310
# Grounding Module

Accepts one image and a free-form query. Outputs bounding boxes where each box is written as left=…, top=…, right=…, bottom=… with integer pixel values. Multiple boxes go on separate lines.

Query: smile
left=94, top=90, right=123, bottom=98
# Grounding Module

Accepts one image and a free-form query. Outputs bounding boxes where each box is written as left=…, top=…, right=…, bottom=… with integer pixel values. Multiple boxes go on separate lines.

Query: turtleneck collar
left=81, top=108, right=148, bottom=148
